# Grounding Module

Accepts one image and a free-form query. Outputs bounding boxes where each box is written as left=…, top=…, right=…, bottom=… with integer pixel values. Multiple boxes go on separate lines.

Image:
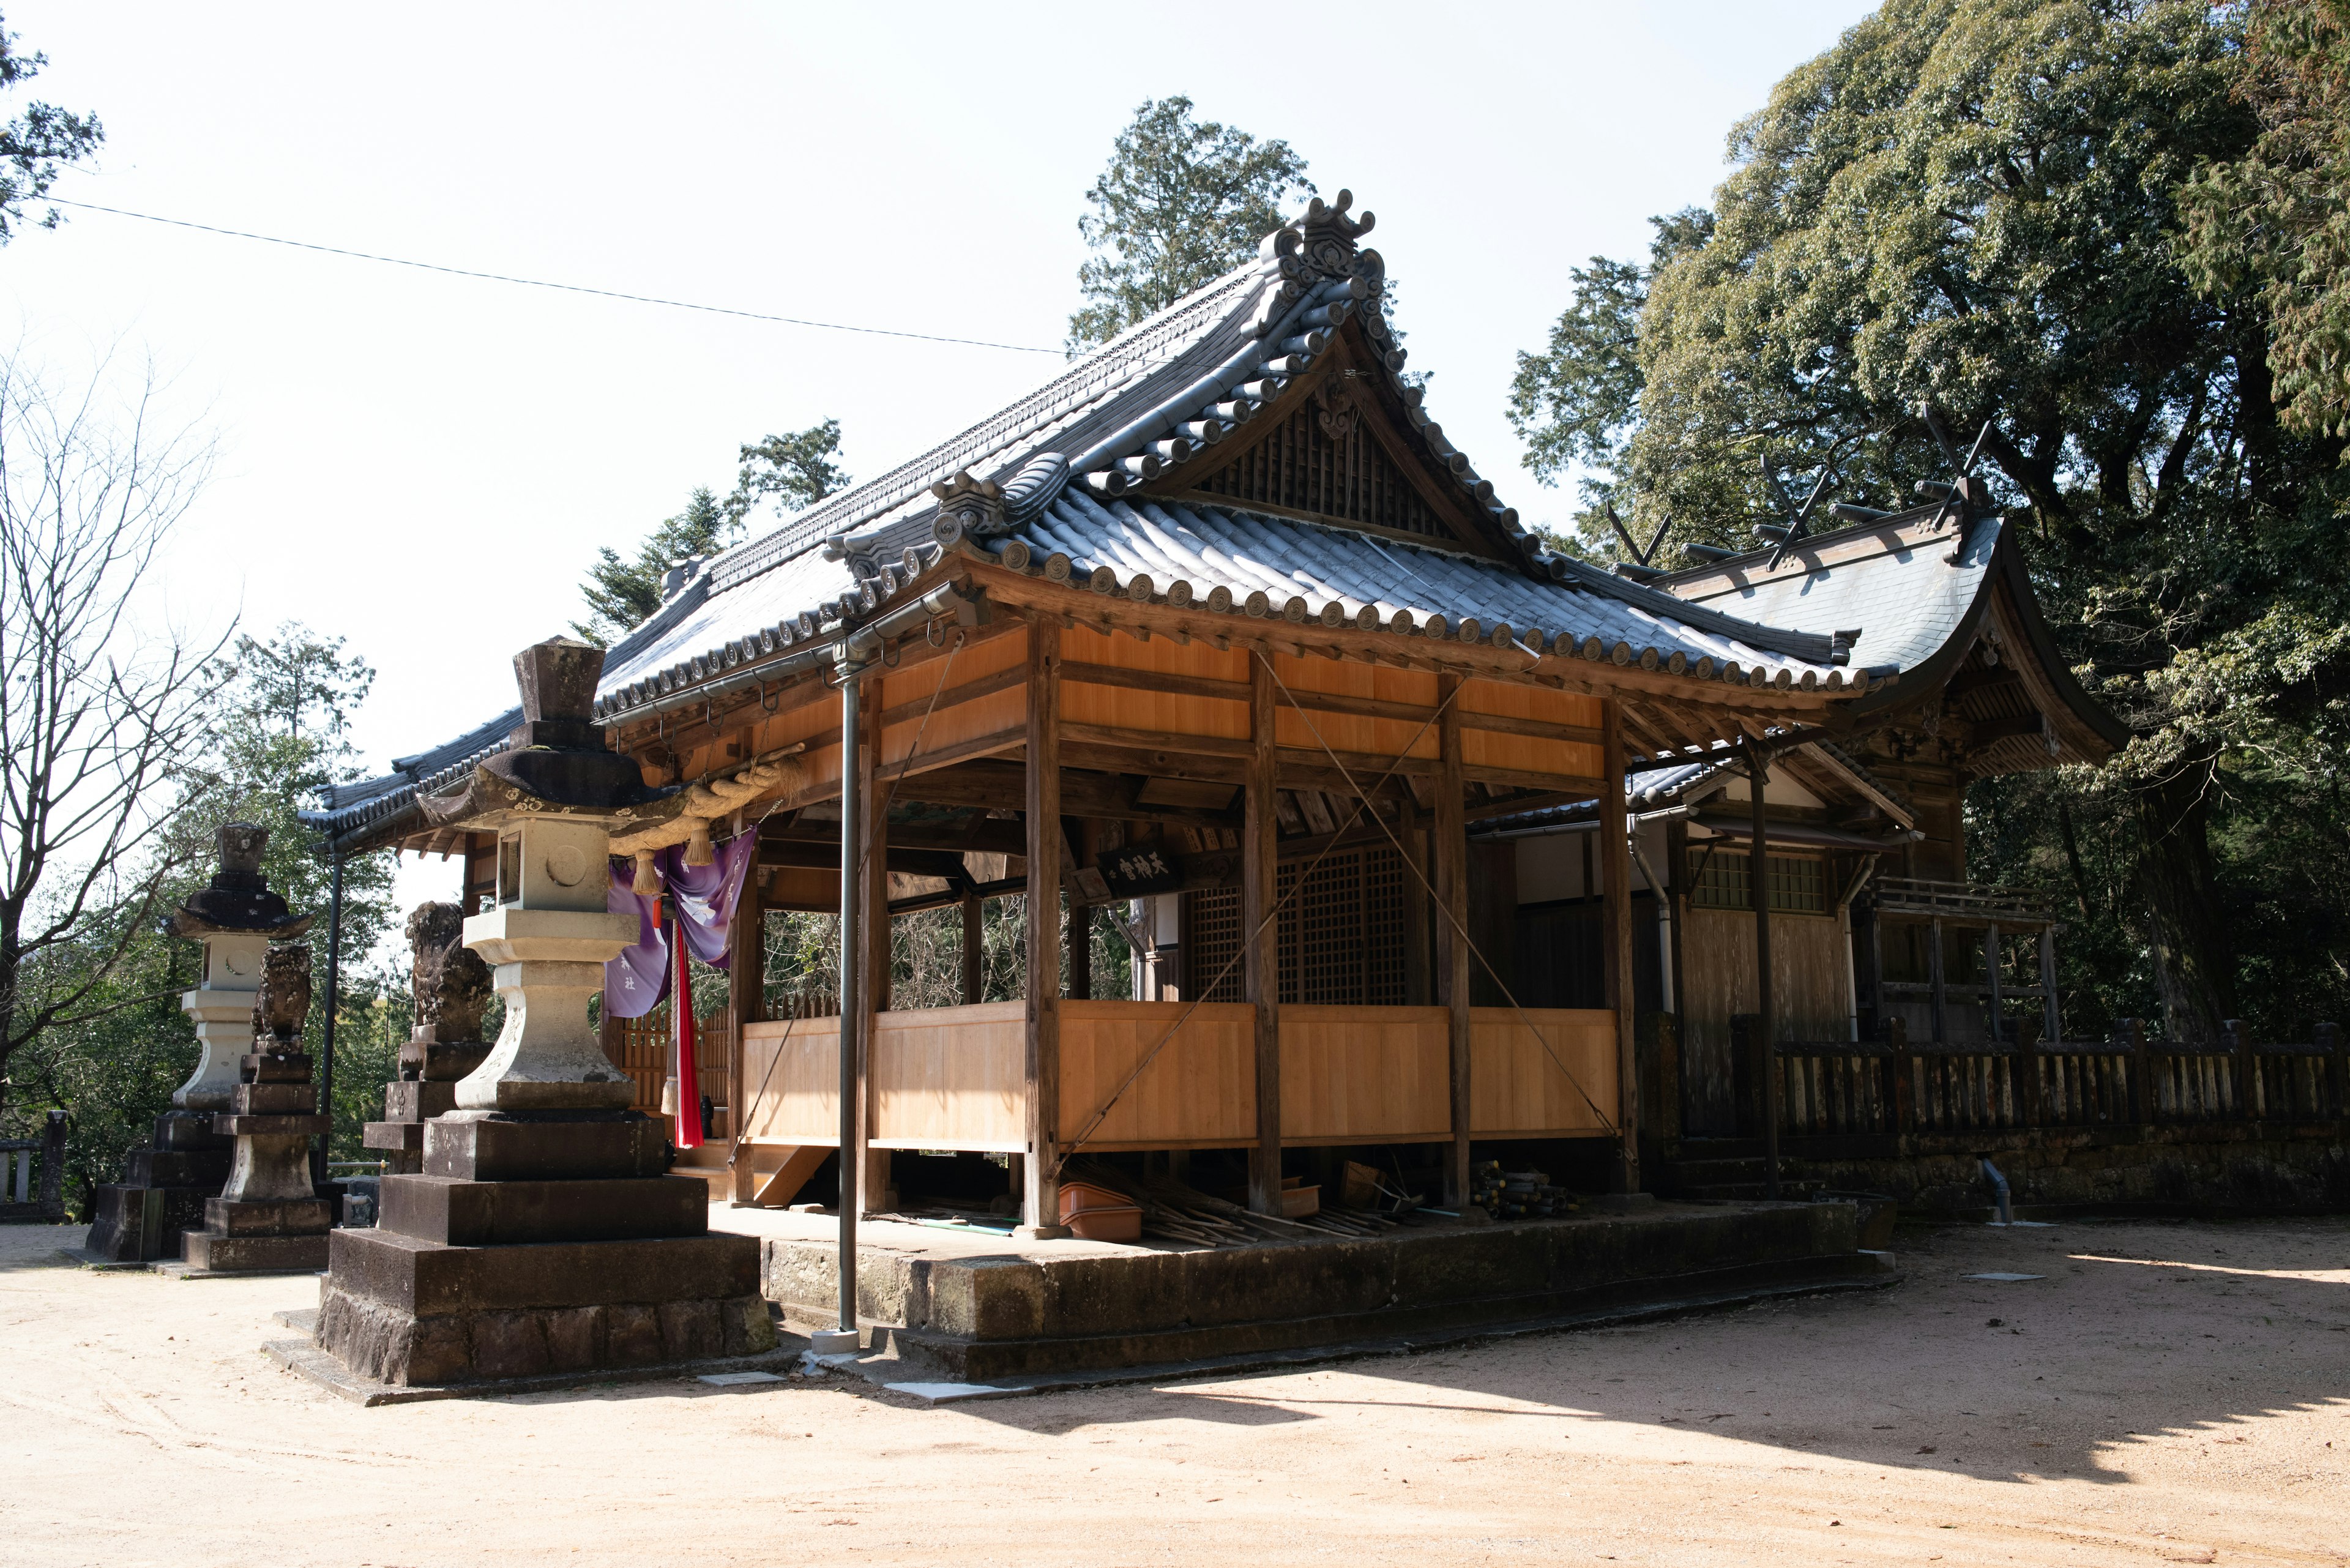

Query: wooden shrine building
left=310, top=190, right=2308, bottom=1230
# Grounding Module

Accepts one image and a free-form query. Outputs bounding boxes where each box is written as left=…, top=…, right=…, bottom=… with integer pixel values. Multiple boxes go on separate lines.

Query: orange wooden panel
left=878, top=624, right=1030, bottom=768
left=1469, top=1006, right=1617, bottom=1138
left=1280, top=1004, right=1451, bottom=1143
left=1458, top=679, right=1605, bottom=780
left=871, top=1001, right=1027, bottom=1151
left=1057, top=999, right=1256, bottom=1149
left=1270, top=655, right=1442, bottom=760
left=738, top=1017, right=841, bottom=1145
left=1059, top=625, right=1250, bottom=740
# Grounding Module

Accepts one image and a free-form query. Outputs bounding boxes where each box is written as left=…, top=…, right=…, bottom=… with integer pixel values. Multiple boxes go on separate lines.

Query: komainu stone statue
left=364, top=902, right=496, bottom=1173
left=251, top=944, right=313, bottom=1046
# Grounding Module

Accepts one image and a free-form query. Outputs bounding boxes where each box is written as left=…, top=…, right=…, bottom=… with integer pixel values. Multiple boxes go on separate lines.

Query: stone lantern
left=315, top=638, right=775, bottom=1387
left=81, top=824, right=313, bottom=1264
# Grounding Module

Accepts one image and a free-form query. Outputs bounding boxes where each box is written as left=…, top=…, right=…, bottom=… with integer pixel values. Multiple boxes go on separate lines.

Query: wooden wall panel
left=1061, top=625, right=1249, bottom=739
left=871, top=1001, right=1026, bottom=1151
left=1280, top=1004, right=1451, bottom=1143
left=1458, top=680, right=1605, bottom=781
left=1678, top=906, right=1852, bottom=1132
left=1469, top=1006, right=1618, bottom=1138
left=878, top=624, right=1029, bottom=767
left=1057, top=999, right=1256, bottom=1149
left=738, top=1017, right=841, bottom=1145
left=1270, top=656, right=1442, bottom=761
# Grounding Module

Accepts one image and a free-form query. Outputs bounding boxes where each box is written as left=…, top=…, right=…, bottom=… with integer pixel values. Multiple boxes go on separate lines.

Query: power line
left=46, top=196, right=1062, bottom=356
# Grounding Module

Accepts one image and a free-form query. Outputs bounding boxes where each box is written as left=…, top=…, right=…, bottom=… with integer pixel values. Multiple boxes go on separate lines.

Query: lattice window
left=1183, top=844, right=1409, bottom=1004
left=1685, top=848, right=1827, bottom=913
left=1190, top=384, right=1449, bottom=539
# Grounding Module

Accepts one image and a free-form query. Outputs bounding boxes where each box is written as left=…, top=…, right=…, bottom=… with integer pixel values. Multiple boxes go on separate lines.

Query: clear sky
left=4, top=1, right=1877, bottom=926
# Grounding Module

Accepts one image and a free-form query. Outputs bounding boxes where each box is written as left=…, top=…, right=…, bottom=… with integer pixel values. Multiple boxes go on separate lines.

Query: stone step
left=378, top=1174, right=710, bottom=1247
left=424, top=1113, right=668, bottom=1182
left=325, top=1223, right=760, bottom=1315
left=182, top=1230, right=329, bottom=1273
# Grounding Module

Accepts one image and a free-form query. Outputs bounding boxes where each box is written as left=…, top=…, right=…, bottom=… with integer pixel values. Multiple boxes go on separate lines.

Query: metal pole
left=314, top=852, right=346, bottom=1190
left=811, top=657, right=864, bottom=1356
left=1750, top=744, right=1780, bottom=1200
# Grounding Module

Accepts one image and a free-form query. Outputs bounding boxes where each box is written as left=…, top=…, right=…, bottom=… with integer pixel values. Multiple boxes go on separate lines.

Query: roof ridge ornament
left=1263, top=188, right=1376, bottom=282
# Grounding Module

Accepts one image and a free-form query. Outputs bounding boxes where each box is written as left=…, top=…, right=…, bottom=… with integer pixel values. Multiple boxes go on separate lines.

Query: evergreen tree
left=1067, top=96, right=1311, bottom=352
left=1507, top=0, right=2349, bottom=1042
left=573, top=420, right=848, bottom=648
left=0, top=11, right=102, bottom=243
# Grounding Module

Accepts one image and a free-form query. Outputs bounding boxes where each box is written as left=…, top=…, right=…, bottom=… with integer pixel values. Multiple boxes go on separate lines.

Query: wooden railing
left=1751, top=1018, right=2344, bottom=1139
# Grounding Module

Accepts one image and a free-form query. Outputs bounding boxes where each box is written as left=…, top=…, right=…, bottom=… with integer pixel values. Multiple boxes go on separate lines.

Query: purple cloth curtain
left=600, top=831, right=759, bottom=1019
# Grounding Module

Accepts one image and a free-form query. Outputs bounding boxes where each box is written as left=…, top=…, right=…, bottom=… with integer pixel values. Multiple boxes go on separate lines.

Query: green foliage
left=725, top=418, right=848, bottom=528
left=2184, top=0, right=2350, bottom=448
left=0, top=12, right=102, bottom=244
left=1068, top=96, right=1311, bottom=353
left=1508, top=0, right=2350, bottom=1039
left=573, top=421, right=846, bottom=647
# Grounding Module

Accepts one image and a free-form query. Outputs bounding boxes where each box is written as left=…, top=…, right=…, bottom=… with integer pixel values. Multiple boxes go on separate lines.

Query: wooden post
left=1886, top=1014, right=1912, bottom=1133
left=1434, top=673, right=1471, bottom=1208
left=960, top=887, right=984, bottom=1006
left=2321, top=1021, right=2345, bottom=1119
left=1019, top=621, right=1067, bottom=1237
left=1927, top=918, right=1948, bottom=1044
left=726, top=862, right=763, bottom=1204
left=1983, top=923, right=2003, bottom=1043
left=1401, top=801, right=1431, bottom=1007
left=854, top=670, right=891, bottom=1215
left=1068, top=819, right=1092, bottom=1002
left=1244, top=654, right=1283, bottom=1215
left=2223, top=1018, right=2251, bottom=1121
left=1600, top=697, right=1639, bottom=1193
left=2124, top=1016, right=2151, bottom=1124
left=1666, top=816, right=1690, bottom=1129
left=2039, top=925, right=2062, bottom=1047
left=1748, top=744, right=1779, bottom=1199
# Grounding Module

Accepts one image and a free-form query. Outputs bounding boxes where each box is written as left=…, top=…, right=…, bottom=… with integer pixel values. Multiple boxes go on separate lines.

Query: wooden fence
left=1754, top=1018, right=2344, bottom=1138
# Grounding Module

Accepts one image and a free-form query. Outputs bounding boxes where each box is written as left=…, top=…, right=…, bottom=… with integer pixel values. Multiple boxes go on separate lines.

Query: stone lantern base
left=362, top=1031, right=492, bottom=1176
left=314, top=1110, right=772, bottom=1386
left=82, top=1111, right=234, bottom=1263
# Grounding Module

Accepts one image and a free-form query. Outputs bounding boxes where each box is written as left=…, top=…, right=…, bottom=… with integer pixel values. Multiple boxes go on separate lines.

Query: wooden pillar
left=1434, top=673, right=1472, bottom=1208
left=854, top=671, right=891, bottom=1215
left=2224, top=1018, right=2251, bottom=1120
left=2124, top=1016, right=2151, bottom=1124
left=1983, top=923, right=2003, bottom=1043
left=726, top=864, right=763, bottom=1203
left=1599, top=697, right=1639, bottom=1193
left=960, top=887, right=984, bottom=1006
left=1019, top=622, right=1067, bottom=1236
left=2319, top=1021, right=2344, bottom=1119
left=2038, top=926, right=2062, bottom=1047
left=1748, top=744, right=1779, bottom=1199
left=1244, top=653, right=1283, bottom=1215
left=1401, top=801, right=1431, bottom=1007
left=1067, top=819, right=1092, bottom=1002
left=1927, top=918, right=1948, bottom=1044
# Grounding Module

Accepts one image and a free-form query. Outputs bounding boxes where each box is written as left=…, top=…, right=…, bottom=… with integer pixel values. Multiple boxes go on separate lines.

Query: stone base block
left=230, top=1082, right=318, bottom=1115
left=384, top=1081, right=460, bottom=1122
left=153, top=1111, right=233, bottom=1152
left=400, top=1041, right=491, bottom=1083
left=124, top=1147, right=232, bottom=1187
left=83, top=1183, right=213, bottom=1262
left=325, top=1225, right=758, bottom=1316
left=237, top=1051, right=314, bottom=1083
left=423, top=1112, right=668, bottom=1182
left=364, top=1121, right=425, bottom=1153
left=213, top=1113, right=330, bottom=1138
left=182, top=1230, right=329, bottom=1273
left=313, top=1282, right=777, bottom=1386
left=378, top=1173, right=709, bottom=1247
left=204, top=1195, right=334, bottom=1236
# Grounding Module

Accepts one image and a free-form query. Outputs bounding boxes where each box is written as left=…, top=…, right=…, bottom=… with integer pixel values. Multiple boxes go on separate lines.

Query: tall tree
left=573, top=421, right=848, bottom=647
left=1067, top=96, right=1311, bottom=352
left=2184, top=0, right=2350, bottom=447
left=1509, top=0, right=2349, bottom=1042
left=0, top=353, right=225, bottom=1116
left=0, top=10, right=102, bottom=243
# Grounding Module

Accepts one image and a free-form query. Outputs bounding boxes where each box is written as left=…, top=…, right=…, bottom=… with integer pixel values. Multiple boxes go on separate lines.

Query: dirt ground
left=2, top=1214, right=2346, bottom=1568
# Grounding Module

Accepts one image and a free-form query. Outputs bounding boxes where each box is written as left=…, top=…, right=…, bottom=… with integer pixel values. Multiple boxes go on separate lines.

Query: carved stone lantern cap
left=420, top=637, right=679, bottom=829
left=165, top=823, right=315, bottom=939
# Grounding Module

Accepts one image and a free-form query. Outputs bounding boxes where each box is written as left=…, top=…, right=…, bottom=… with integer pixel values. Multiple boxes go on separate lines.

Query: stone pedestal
left=365, top=903, right=495, bottom=1175
left=313, top=637, right=773, bottom=1386
left=364, top=1037, right=491, bottom=1175
left=183, top=1054, right=333, bottom=1272
left=83, top=1111, right=234, bottom=1262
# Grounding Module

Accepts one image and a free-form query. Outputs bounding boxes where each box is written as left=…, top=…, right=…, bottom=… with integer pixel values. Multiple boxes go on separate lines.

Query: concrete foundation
left=742, top=1199, right=1877, bottom=1381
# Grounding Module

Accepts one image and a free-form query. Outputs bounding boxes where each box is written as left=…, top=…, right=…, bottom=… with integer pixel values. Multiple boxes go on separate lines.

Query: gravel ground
left=2, top=1213, right=2344, bottom=1567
